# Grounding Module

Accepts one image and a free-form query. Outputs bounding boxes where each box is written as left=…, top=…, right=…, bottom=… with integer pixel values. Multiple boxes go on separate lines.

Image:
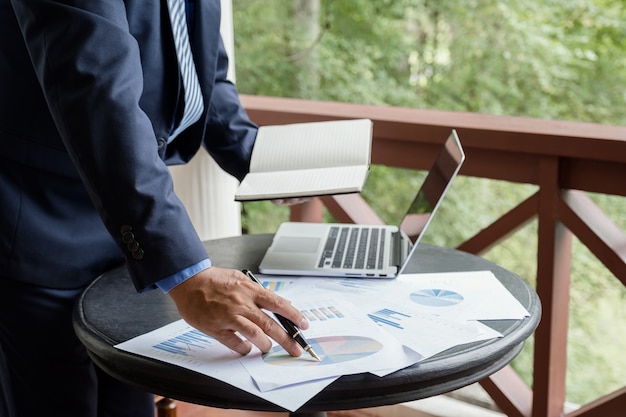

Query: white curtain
left=169, top=0, right=242, bottom=241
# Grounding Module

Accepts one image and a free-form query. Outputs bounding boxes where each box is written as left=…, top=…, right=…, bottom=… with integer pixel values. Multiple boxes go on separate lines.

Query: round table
left=73, top=234, right=540, bottom=414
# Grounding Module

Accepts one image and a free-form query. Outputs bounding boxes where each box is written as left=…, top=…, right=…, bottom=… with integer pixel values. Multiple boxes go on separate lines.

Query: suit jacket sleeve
left=201, top=37, right=258, bottom=181
left=9, top=0, right=228, bottom=291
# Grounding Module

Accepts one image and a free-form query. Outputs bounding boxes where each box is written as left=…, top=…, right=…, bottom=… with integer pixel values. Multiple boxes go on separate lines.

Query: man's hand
left=167, top=267, right=308, bottom=357
left=271, top=197, right=312, bottom=206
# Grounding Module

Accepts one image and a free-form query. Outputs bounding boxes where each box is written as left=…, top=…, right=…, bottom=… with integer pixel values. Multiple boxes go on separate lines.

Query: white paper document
left=239, top=290, right=421, bottom=391
left=310, top=270, right=530, bottom=321
left=115, top=269, right=528, bottom=411
left=115, top=319, right=337, bottom=412
left=271, top=273, right=508, bottom=361
left=395, top=270, right=530, bottom=320
left=365, top=302, right=499, bottom=358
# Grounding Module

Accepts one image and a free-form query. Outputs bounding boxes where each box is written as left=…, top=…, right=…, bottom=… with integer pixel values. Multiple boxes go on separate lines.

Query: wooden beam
left=320, top=194, right=385, bottom=225
left=566, top=387, right=626, bottom=417
left=241, top=95, right=626, bottom=164
left=458, top=193, right=538, bottom=254
left=559, top=190, right=626, bottom=285
left=480, top=365, right=533, bottom=417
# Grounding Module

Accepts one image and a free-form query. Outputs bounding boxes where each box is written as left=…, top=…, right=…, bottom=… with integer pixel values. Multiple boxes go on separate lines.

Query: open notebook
left=259, top=130, right=465, bottom=278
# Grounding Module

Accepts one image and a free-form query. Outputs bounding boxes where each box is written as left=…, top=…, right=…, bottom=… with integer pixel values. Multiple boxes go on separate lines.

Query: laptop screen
left=399, top=130, right=465, bottom=245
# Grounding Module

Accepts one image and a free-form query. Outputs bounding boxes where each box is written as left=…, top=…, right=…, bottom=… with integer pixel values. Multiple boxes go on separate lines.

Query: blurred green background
left=232, top=0, right=626, bottom=406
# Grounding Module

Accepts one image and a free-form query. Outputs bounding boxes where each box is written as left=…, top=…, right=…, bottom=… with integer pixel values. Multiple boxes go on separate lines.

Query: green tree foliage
left=232, top=0, right=626, bottom=405
left=234, top=0, right=626, bottom=123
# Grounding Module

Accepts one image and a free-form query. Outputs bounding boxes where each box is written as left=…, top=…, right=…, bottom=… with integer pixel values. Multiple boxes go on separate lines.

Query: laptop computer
left=258, top=130, right=465, bottom=278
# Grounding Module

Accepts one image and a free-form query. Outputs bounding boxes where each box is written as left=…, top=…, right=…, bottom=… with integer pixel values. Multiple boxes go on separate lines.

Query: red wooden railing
left=241, top=95, right=626, bottom=417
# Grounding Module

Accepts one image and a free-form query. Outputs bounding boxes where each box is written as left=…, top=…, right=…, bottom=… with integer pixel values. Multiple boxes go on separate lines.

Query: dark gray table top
left=74, top=234, right=540, bottom=413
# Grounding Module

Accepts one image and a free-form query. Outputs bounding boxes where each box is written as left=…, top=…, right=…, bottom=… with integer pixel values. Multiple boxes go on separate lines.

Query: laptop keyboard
left=318, top=226, right=385, bottom=270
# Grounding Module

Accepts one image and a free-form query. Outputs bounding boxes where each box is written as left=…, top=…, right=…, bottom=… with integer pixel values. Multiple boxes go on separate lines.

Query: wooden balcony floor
left=166, top=402, right=368, bottom=417
left=168, top=402, right=286, bottom=417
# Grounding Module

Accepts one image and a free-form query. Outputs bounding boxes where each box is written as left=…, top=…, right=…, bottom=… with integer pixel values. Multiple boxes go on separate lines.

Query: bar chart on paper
left=367, top=308, right=412, bottom=329
left=152, top=328, right=214, bottom=356
left=260, top=280, right=290, bottom=292
left=301, top=304, right=345, bottom=322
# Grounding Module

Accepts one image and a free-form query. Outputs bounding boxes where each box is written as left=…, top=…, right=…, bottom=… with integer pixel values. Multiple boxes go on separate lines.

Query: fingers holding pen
left=243, top=269, right=310, bottom=331
left=238, top=270, right=308, bottom=356
left=167, top=266, right=306, bottom=357
left=234, top=300, right=304, bottom=357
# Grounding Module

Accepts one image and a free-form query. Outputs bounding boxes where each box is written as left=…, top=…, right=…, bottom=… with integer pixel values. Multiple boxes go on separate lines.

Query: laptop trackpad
left=273, top=237, right=320, bottom=253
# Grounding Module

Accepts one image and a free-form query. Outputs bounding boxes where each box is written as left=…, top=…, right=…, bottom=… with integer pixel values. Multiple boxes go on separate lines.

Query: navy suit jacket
left=0, top=0, right=257, bottom=290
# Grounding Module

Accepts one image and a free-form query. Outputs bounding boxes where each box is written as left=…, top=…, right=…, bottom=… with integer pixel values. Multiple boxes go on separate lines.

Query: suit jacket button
left=122, top=231, right=135, bottom=244
left=127, top=240, right=140, bottom=251
left=120, top=224, right=133, bottom=234
left=132, top=248, right=144, bottom=260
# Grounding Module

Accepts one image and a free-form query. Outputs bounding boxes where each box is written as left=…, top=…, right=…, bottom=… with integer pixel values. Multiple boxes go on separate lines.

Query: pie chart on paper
left=262, top=335, right=382, bottom=366
left=409, top=289, right=464, bottom=307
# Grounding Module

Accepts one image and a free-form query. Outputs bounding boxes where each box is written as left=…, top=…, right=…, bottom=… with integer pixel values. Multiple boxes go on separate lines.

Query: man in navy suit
left=0, top=1, right=309, bottom=416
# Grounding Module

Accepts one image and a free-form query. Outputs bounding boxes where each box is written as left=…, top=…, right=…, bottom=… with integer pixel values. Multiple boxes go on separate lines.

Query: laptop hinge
left=390, top=231, right=402, bottom=267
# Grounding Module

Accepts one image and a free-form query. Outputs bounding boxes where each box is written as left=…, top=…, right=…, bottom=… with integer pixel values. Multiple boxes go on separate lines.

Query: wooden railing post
left=532, top=157, right=572, bottom=417
left=289, top=198, right=324, bottom=222
left=155, top=397, right=177, bottom=417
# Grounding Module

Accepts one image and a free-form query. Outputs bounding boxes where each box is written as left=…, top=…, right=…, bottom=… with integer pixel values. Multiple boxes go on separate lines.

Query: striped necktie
left=165, top=0, right=204, bottom=142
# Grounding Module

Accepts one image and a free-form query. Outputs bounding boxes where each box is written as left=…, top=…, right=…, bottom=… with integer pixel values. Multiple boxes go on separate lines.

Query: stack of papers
left=116, top=270, right=529, bottom=411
